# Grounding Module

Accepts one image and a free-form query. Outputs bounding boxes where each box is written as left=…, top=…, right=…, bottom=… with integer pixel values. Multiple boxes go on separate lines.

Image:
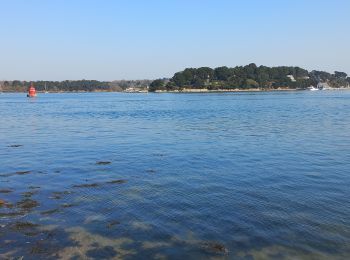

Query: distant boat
left=317, top=82, right=332, bottom=90
left=27, top=83, right=37, bottom=97
left=307, top=86, right=319, bottom=91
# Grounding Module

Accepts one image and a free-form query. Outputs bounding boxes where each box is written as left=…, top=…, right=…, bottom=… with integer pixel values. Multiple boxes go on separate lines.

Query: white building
left=287, top=75, right=296, bottom=82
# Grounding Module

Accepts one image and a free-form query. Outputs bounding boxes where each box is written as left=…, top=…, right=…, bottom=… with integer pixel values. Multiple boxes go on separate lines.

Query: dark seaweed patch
left=22, top=191, right=38, bottom=198
left=200, top=242, right=229, bottom=255
left=49, top=194, right=62, bottom=200
left=28, top=228, right=79, bottom=257
left=41, top=208, right=60, bottom=215
left=106, top=220, right=120, bottom=228
left=0, top=211, right=24, bottom=217
left=0, top=170, right=33, bottom=177
left=16, top=198, right=39, bottom=210
left=73, top=183, right=99, bottom=188
left=0, top=189, right=13, bottom=193
left=29, top=186, right=41, bottom=189
left=24, top=231, right=42, bottom=237
left=0, top=173, right=12, bottom=177
left=30, top=241, right=50, bottom=254
left=50, top=190, right=73, bottom=199
left=0, top=199, right=13, bottom=208
left=106, top=180, right=127, bottom=184
left=73, top=179, right=127, bottom=188
left=0, top=199, right=6, bottom=206
left=52, top=190, right=73, bottom=195
left=96, top=161, right=111, bottom=165
left=16, top=171, right=32, bottom=175
left=86, top=246, right=117, bottom=258
left=10, top=221, right=39, bottom=231
left=60, top=203, right=76, bottom=208
left=0, top=171, right=31, bottom=177
left=152, top=153, right=166, bottom=157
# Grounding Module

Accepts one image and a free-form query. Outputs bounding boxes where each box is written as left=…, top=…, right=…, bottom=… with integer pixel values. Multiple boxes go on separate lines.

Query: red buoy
left=27, top=83, right=37, bottom=97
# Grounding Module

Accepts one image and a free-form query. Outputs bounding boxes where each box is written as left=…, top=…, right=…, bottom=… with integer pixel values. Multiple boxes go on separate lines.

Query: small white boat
left=307, top=86, right=319, bottom=91
left=44, top=83, right=49, bottom=93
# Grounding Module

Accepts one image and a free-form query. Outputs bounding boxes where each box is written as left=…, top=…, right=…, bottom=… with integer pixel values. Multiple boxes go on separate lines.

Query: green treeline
left=149, top=64, right=350, bottom=92
left=0, top=80, right=152, bottom=92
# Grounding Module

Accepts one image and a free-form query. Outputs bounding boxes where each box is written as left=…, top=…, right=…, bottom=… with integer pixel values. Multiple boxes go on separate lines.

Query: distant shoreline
left=153, top=88, right=299, bottom=93
left=0, top=88, right=295, bottom=93
left=2, top=87, right=350, bottom=94
left=152, top=88, right=350, bottom=93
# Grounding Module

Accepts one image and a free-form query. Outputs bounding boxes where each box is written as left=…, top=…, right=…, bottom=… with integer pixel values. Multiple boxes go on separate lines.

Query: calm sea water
left=1, top=91, right=350, bottom=259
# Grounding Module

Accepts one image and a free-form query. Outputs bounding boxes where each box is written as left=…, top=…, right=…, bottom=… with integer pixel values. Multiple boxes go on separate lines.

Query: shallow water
left=1, top=91, right=350, bottom=259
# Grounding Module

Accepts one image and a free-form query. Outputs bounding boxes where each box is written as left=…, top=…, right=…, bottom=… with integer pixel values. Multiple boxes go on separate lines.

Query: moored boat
left=307, top=86, right=319, bottom=91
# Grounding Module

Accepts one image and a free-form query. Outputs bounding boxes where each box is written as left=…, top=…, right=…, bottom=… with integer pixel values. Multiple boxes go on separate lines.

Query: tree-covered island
left=149, top=64, right=350, bottom=92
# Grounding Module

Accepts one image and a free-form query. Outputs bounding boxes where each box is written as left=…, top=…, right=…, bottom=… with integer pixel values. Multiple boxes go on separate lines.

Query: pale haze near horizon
left=0, top=0, right=349, bottom=81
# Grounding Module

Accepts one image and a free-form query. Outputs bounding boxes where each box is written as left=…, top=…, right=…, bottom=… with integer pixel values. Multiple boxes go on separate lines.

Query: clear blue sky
left=0, top=0, right=349, bottom=80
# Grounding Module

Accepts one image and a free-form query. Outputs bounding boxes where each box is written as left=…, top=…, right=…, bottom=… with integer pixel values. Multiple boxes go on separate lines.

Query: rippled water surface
left=1, top=91, right=350, bottom=259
